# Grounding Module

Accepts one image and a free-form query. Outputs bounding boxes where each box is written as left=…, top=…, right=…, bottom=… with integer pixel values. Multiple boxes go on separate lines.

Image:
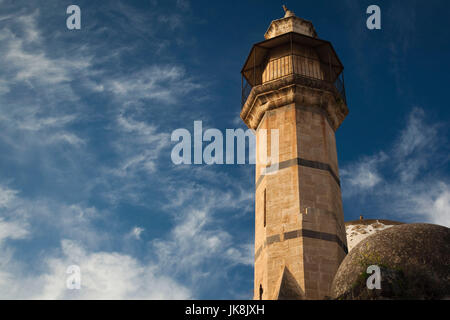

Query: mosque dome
left=332, top=223, right=450, bottom=299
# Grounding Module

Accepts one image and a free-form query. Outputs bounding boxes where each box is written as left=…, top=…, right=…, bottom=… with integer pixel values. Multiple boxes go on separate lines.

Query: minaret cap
left=264, top=5, right=318, bottom=39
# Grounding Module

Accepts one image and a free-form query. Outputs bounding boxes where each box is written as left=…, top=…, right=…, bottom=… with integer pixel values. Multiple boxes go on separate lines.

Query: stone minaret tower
left=240, top=7, right=349, bottom=300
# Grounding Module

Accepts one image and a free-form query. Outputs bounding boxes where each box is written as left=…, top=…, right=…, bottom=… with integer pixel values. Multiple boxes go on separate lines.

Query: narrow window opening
left=259, top=284, right=263, bottom=300
left=263, top=189, right=267, bottom=228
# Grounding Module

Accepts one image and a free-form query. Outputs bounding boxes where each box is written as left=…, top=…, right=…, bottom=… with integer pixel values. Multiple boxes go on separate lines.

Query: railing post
left=290, top=33, right=293, bottom=76
left=241, top=74, right=243, bottom=107
left=342, top=71, right=346, bottom=104
left=253, top=46, right=256, bottom=86
left=328, top=52, right=332, bottom=83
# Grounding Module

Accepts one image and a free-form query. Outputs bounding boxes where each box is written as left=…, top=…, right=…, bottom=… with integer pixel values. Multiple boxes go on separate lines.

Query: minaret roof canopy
left=241, top=32, right=344, bottom=86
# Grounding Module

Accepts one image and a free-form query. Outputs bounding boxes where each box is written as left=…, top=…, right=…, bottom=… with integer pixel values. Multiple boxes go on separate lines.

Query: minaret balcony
left=240, top=32, right=347, bottom=110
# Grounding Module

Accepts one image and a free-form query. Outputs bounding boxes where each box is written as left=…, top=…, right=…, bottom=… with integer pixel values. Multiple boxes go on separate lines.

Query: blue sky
left=0, top=0, right=449, bottom=299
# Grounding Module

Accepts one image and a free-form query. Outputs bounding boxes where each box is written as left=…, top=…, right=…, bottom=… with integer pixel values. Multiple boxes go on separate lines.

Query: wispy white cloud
left=394, top=182, right=450, bottom=227
left=92, top=113, right=171, bottom=206
left=152, top=205, right=253, bottom=283
left=0, top=185, right=18, bottom=208
left=0, top=10, right=90, bottom=156
left=38, top=239, right=190, bottom=300
left=0, top=218, right=28, bottom=244
left=0, top=7, right=194, bottom=205
left=150, top=165, right=254, bottom=291
left=341, top=152, right=387, bottom=195
left=0, top=10, right=90, bottom=95
left=0, top=177, right=253, bottom=299
left=224, top=243, right=253, bottom=266
left=0, top=3, right=252, bottom=300
left=105, top=66, right=202, bottom=105
left=153, top=209, right=229, bottom=271
left=0, top=183, right=105, bottom=249
left=128, top=226, right=145, bottom=240
left=392, top=108, right=442, bottom=182
left=0, top=182, right=192, bottom=299
left=341, top=107, right=450, bottom=227
left=0, top=239, right=191, bottom=299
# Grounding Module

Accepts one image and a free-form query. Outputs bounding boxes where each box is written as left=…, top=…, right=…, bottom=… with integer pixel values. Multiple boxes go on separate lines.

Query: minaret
left=240, top=7, right=349, bottom=300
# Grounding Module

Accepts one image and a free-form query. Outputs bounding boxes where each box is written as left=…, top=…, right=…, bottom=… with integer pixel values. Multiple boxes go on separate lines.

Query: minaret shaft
left=254, top=102, right=347, bottom=300
left=241, top=8, right=349, bottom=300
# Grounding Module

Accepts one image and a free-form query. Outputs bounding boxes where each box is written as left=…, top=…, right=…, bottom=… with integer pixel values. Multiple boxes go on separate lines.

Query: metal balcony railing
left=241, top=54, right=346, bottom=108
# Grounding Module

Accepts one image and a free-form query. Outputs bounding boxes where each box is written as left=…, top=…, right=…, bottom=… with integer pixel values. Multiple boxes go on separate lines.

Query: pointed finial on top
left=282, top=5, right=295, bottom=18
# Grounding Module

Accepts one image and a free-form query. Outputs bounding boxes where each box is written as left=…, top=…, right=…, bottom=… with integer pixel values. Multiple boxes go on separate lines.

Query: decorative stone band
left=255, top=157, right=341, bottom=190
left=255, top=228, right=348, bottom=261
